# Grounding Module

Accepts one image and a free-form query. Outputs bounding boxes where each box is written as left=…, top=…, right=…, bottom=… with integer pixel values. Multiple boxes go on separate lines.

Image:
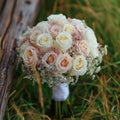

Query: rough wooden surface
left=0, top=0, right=41, bottom=119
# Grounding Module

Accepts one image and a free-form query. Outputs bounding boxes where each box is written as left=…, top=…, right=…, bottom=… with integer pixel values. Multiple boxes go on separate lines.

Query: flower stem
left=58, top=101, right=62, bottom=120
left=55, top=101, right=62, bottom=120
left=55, top=101, right=58, bottom=117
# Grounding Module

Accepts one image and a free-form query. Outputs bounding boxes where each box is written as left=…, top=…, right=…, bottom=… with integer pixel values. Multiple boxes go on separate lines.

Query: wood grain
left=0, top=0, right=41, bottom=119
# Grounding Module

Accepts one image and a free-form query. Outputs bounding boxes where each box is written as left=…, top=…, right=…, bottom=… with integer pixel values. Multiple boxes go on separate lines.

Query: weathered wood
left=0, top=0, right=5, bottom=12
left=0, top=0, right=41, bottom=119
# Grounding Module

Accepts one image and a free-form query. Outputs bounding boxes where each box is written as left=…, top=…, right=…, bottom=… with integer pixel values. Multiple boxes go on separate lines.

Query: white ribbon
left=52, top=83, right=69, bottom=101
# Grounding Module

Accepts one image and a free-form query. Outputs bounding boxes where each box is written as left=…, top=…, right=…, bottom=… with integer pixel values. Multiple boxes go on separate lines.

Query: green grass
left=5, top=0, right=120, bottom=119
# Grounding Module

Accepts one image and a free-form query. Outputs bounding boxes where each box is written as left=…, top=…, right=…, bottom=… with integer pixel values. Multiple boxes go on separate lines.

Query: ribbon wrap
left=52, top=83, right=69, bottom=101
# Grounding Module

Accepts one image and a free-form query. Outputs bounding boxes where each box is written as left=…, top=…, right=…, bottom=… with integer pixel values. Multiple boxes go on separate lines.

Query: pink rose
left=68, top=18, right=86, bottom=41
left=30, top=30, right=41, bottom=44
left=76, top=40, right=90, bottom=56
left=19, top=41, right=30, bottom=57
left=47, top=24, right=62, bottom=39
left=23, top=46, right=38, bottom=67
left=71, top=18, right=86, bottom=34
left=42, top=51, right=57, bottom=68
left=56, top=53, right=73, bottom=73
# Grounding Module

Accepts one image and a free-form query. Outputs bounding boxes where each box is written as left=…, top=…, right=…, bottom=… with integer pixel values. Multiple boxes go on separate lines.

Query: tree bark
left=0, top=0, right=41, bottom=119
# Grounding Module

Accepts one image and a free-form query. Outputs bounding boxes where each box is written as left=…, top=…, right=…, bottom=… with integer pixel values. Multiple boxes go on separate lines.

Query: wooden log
left=0, top=0, right=5, bottom=12
left=0, top=0, right=41, bottom=119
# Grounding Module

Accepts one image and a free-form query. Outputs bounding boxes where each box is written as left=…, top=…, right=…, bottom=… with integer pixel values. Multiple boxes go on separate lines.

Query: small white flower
left=63, top=23, right=75, bottom=34
left=102, top=45, right=108, bottom=55
left=36, top=33, right=53, bottom=49
left=95, top=66, right=101, bottom=73
left=55, top=32, right=72, bottom=51
left=71, top=55, right=87, bottom=76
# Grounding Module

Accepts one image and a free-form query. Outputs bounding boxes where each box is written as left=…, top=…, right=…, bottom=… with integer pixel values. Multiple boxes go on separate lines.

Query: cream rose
left=71, top=55, right=87, bottom=76
left=42, top=51, right=57, bottom=68
left=63, top=23, right=75, bottom=34
left=23, top=46, right=38, bottom=66
left=55, top=53, right=73, bottom=73
left=36, top=33, right=53, bottom=49
left=55, top=32, right=72, bottom=51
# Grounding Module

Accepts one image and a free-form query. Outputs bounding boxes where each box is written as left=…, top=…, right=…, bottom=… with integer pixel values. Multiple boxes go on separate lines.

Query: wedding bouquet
left=18, top=14, right=107, bottom=102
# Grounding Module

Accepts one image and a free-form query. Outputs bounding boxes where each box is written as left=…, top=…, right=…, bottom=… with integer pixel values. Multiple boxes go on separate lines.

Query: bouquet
left=18, top=14, right=107, bottom=107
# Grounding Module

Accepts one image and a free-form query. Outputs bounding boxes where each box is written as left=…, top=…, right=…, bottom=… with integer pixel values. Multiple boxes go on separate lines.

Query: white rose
left=84, top=27, right=99, bottom=58
left=56, top=53, right=73, bottom=73
left=63, top=23, right=75, bottom=34
left=23, top=46, right=38, bottom=67
left=84, top=27, right=98, bottom=47
left=35, top=21, right=48, bottom=31
left=42, top=51, right=57, bottom=68
left=36, top=33, right=53, bottom=49
left=55, top=32, right=72, bottom=51
left=47, top=14, right=66, bottom=24
left=71, top=55, right=87, bottom=76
